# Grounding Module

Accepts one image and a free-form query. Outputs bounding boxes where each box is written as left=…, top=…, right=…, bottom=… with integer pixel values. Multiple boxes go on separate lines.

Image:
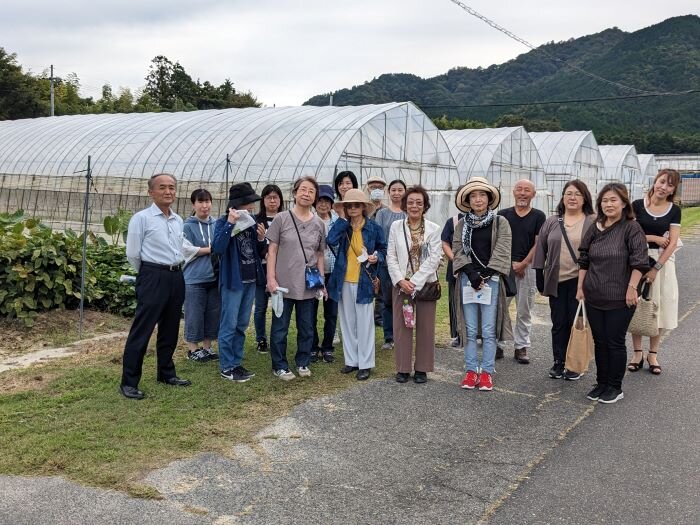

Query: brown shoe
left=514, top=348, right=530, bottom=364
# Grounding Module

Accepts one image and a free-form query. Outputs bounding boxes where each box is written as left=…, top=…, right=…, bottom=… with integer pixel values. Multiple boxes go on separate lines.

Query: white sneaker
left=273, top=369, right=295, bottom=381
left=333, top=334, right=341, bottom=345
left=297, top=366, right=312, bottom=377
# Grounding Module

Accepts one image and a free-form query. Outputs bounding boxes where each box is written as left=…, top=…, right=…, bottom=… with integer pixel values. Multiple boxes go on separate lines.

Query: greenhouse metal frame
left=598, top=145, right=643, bottom=201
left=0, top=102, right=460, bottom=232
left=637, top=154, right=658, bottom=196
left=529, top=131, right=603, bottom=212
left=442, top=126, right=549, bottom=213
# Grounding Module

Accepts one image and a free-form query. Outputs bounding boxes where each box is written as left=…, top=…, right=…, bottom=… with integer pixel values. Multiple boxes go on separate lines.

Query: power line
left=446, top=0, right=679, bottom=96
left=419, top=89, right=700, bottom=109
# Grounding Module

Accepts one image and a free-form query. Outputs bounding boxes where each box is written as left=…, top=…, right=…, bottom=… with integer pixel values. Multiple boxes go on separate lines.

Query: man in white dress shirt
left=120, top=173, right=190, bottom=399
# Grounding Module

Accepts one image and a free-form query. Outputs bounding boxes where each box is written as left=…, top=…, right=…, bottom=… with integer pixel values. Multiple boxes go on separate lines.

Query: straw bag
left=565, top=300, right=594, bottom=375
left=628, top=282, right=659, bottom=337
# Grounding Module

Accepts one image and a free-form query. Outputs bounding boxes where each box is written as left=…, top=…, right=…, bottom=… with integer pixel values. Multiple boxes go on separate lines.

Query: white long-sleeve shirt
left=126, top=203, right=184, bottom=271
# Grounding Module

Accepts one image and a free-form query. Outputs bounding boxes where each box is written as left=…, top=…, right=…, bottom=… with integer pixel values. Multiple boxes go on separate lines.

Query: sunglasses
left=344, top=203, right=364, bottom=209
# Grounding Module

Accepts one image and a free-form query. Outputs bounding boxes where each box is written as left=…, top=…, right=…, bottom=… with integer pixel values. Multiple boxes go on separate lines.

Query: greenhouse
left=529, top=131, right=603, bottom=212
left=637, top=154, right=658, bottom=195
left=598, top=145, right=643, bottom=200
left=441, top=127, right=549, bottom=212
left=0, top=102, right=459, bottom=231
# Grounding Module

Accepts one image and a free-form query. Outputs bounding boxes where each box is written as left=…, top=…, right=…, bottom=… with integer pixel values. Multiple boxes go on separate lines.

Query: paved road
left=1, top=236, right=698, bottom=525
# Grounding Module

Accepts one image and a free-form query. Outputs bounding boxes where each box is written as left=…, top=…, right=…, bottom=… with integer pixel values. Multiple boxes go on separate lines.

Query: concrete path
left=1, top=238, right=698, bottom=525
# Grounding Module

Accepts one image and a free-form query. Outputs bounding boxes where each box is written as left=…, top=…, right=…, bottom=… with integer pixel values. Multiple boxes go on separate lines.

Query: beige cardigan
left=387, top=218, right=442, bottom=291
left=451, top=215, right=513, bottom=341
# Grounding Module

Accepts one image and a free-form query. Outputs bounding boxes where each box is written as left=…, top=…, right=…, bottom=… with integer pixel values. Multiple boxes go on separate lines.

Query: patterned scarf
left=461, top=208, right=495, bottom=264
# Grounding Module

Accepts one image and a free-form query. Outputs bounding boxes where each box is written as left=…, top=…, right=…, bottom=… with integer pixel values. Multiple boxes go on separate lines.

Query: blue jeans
left=462, top=274, right=499, bottom=374
left=218, top=283, right=256, bottom=371
left=270, top=297, right=315, bottom=371
left=184, top=282, right=220, bottom=343
left=379, top=264, right=393, bottom=342
left=253, top=283, right=269, bottom=343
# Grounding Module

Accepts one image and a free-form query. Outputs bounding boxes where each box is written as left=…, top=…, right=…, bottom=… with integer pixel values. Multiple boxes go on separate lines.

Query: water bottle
left=402, top=299, right=415, bottom=329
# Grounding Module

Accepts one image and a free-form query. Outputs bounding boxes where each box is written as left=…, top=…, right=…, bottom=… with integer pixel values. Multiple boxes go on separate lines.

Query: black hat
left=227, top=182, right=261, bottom=209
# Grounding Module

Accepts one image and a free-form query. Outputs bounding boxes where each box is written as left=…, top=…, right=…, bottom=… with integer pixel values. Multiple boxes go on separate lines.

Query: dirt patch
left=0, top=309, right=131, bottom=360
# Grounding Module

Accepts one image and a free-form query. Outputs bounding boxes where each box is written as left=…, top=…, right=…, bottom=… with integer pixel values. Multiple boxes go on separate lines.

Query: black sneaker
left=203, top=348, right=219, bottom=361
left=257, top=340, right=268, bottom=354
left=563, top=370, right=583, bottom=381
left=188, top=348, right=209, bottom=362
left=586, top=384, right=607, bottom=401
left=310, top=351, right=322, bottom=363
left=549, top=361, right=564, bottom=379
left=495, top=346, right=504, bottom=360
left=322, top=351, right=335, bottom=363
left=598, top=387, right=624, bottom=404
left=220, top=366, right=253, bottom=382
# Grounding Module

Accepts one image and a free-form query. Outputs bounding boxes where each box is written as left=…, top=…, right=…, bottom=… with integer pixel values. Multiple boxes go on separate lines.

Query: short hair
left=148, top=173, right=177, bottom=190
left=293, top=175, right=320, bottom=205
left=388, top=179, right=407, bottom=191
left=260, top=184, right=285, bottom=212
left=556, top=179, right=594, bottom=216
left=596, top=182, right=635, bottom=224
left=190, top=188, right=212, bottom=204
left=334, top=170, right=358, bottom=198
left=648, top=169, right=681, bottom=202
left=401, top=185, right=431, bottom=214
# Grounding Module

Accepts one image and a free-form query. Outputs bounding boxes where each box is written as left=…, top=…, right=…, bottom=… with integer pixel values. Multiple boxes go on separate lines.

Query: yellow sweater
left=345, top=224, right=365, bottom=283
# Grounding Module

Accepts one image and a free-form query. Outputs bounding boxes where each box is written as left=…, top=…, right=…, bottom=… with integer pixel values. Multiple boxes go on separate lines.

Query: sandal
left=647, top=350, right=662, bottom=375
left=627, top=350, right=644, bottom=372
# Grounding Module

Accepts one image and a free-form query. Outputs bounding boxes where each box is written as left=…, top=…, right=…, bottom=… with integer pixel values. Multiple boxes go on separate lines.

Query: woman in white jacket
left=387, top=186, right=443, bottom=384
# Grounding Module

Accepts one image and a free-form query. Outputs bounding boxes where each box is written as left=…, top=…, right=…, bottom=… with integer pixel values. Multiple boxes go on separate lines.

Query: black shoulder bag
left=289, top=211, right=324, bottom=290
left=494, top=216, right=517, bottom=297
left=402, top=221, right=441, bottom=301
left=558, top=217, right=579, bottom=264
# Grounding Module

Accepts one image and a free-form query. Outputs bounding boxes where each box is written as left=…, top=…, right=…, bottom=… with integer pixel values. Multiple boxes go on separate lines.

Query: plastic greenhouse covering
left=0, top=102, right=459, bottom=232
left=529, top=131, right=603, bottom=212
left=637, top=154, right=658, bottom=194
left=442, top=127, right=549, bottom=213
left=598, top=145, right=643, bottom=201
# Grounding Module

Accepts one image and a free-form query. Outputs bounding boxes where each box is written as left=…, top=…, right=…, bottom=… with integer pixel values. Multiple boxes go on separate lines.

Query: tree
left=0, top=47, right=46, bottom=120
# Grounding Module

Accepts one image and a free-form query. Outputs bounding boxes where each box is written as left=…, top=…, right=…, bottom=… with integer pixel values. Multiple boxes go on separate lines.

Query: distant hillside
left=305, top=15, right=700, bottom=136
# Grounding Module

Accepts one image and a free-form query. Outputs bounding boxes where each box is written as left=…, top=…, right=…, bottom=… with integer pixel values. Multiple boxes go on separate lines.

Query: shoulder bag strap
left=558, top=217, right=578, bottom=263
left=288, top=210, right=309, bottom=266
left=403, top=220, right=439, bottom=280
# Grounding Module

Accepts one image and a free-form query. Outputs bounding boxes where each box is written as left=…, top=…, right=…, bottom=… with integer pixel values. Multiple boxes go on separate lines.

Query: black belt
left=141, top=261, right=183, bottom=272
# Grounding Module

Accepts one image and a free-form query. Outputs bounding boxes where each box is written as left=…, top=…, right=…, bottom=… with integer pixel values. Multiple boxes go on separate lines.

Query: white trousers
left=502, top=266, right=536, bottom=349
left=338, top=282, right=376, bottom=369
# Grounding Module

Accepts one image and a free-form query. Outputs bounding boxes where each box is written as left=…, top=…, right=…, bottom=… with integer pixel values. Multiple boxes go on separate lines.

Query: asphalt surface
left=1, top=235, right=698, bottom=525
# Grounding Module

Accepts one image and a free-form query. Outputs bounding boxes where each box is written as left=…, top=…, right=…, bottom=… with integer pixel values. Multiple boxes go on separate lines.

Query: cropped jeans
left=462, top=274, right=499, bottom=374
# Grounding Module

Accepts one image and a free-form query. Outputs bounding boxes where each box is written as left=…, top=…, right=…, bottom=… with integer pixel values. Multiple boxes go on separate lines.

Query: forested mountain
left=305, top=15, right=700, bottom=152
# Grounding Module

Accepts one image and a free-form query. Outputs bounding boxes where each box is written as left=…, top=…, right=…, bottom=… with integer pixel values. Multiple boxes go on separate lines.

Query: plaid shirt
left=321, top=212, right=338, bottom=275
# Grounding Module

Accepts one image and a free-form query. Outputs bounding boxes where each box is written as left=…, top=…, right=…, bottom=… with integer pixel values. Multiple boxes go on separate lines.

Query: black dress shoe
left=356, top=369, right=370, bottom=380
left=119, top=384, right=145, bottom=400
left=413, top=371, right=427, bottom=384
left=158, top=377, right=192, bottom=386
left=395, top=372, right=410, bottom=383
left=340, top=365, right=359, bottom=374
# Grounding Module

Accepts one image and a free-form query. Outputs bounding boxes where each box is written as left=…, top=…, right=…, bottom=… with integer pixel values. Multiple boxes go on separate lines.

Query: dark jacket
left=212, top=216, right=266, bottom=291
left=327, top=217, right=387, bottom=304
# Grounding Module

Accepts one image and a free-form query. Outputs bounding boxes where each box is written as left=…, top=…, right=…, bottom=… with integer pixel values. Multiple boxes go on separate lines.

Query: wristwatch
left=653, top=261, right=663, bottom=270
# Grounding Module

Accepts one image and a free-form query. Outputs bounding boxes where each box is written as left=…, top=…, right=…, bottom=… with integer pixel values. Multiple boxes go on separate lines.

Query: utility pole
left=50, top=64, right=55, bottom=117
left=329, top=94, right=333, bottom=106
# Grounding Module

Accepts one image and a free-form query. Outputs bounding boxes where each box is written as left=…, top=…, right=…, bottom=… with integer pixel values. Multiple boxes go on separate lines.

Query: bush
left=86, top=240, right=137, bottom=316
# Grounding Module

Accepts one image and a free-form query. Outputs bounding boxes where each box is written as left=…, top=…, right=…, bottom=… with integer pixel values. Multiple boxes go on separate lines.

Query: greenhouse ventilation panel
left=0, top=102, right=459, bottom=231
left=529, top=131, right=603, bottom=213
left=598, top=145, right=643, bottom=200
left=442, top=127, right=549, bottom=213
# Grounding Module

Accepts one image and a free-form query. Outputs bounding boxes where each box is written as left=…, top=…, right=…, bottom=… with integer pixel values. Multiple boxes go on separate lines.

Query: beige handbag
left=628, top=282, right=659, bottom=337
left=565, top=300, right=594, bottom=375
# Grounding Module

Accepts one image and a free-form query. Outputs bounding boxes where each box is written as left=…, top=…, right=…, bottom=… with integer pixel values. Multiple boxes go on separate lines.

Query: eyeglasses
left=344, top=203, right=363, bottom=209
left=563, top=192, right=583, bottom=198
left=406, top=200, right=424, bottom=207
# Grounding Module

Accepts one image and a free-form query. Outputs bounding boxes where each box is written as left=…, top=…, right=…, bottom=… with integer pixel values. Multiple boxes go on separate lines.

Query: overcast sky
left=4, top=0, right=697, bottom=107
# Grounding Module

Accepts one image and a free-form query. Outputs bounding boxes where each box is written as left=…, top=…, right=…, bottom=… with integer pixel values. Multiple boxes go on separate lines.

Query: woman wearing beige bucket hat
left=327, top=189, right=387, bottom=380
left=452, top=177, right=512, bottom=391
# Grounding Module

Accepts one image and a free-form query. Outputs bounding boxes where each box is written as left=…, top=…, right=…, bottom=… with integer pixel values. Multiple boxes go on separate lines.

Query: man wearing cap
left=365, top=175, right=388, bottom=326
left=212, top=182, right=267, bottom=383
left=497, top=179, right=546, bottom=364
left=120, top=173, right=189, bottom=400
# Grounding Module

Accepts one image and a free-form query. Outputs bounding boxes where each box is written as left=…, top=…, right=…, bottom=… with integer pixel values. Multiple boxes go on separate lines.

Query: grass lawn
left=681, top=206, right=700, bottom=230
left=0, top=291, right=454, bottom=497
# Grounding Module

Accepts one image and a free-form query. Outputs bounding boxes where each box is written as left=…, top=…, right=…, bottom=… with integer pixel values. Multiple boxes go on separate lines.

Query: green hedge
left=0, top=212, right=136, bottom=325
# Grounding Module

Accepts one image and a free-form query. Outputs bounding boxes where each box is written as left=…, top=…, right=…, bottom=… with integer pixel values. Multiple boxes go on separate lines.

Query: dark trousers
left=270, top=297, right=315, bottom=371
left=121, top=265, right=185, bottom=388
left=312, top=274, right=338, bottom=353
left=253, top=283, right=269, bottom=343
left=447, top=277, right=459, bottom=340
left=379, top=264, right=394, bottom=342
left=587, top=304, right=635, bottom=390
left=548, top=278, right=579, bottom=363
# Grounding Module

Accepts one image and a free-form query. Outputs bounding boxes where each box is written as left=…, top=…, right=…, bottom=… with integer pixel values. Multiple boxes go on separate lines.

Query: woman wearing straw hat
left=327, top=189, right=387, bottom=380
left=452, top=177, right=512, bottom=391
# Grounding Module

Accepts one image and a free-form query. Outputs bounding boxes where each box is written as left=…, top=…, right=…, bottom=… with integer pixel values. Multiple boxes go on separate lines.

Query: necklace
left=408, top=219, right=423, bottom=232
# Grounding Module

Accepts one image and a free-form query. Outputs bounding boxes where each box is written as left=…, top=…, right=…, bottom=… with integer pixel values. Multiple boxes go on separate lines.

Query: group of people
left=119, top=168, right=682, bottom=406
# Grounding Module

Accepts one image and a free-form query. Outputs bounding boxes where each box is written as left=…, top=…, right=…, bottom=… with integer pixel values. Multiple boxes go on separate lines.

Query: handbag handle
left=575, top=300, right=589, bottom=328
